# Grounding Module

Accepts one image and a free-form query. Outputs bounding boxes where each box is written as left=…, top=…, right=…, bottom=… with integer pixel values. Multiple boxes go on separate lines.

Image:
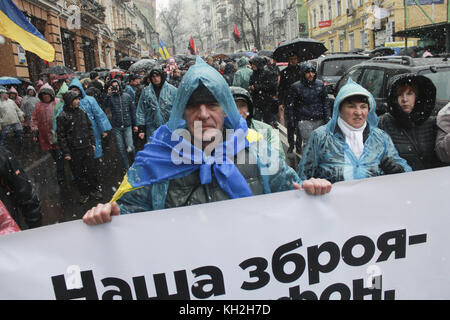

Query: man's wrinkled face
left=339, top=99, right=369, bottom=129
left=184, top=102, right=225, bottom=147
left=397, top=85, right=417, bottom=114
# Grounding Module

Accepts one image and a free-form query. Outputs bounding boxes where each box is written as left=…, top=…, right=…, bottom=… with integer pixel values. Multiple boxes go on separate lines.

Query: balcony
left=115, top=27, right=137, bottom=45
left=270, top=9, right=283, bottom=23
left=216, top=4, right=227, bottom=14
left=80, top=0, right=106, bottom=25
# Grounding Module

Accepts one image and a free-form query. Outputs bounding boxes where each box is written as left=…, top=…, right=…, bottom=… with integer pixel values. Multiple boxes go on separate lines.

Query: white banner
left=0, top=167, right=450, bottom=300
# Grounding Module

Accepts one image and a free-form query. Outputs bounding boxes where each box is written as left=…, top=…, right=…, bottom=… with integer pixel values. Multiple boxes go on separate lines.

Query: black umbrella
left=273, top=38, right=327, bottom=63
left=40, top=65, right=75, bottom=75
left=370, top=47, right=395, bottom=57
left=258, top=50, right=274, bottom=57
left=118, top=56, right=139, bottom=70
left=128, top=59, right=159, bottom=73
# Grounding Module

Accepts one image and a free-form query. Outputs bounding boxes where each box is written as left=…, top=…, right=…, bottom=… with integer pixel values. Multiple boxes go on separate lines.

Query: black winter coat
left=103, top=92, right=137, bottom=128
left=249, top=58, right=278, bottom=121
left=0, top=147, right=41, bottom=229
left=278, top=64, right=302, bottom=106
left=378, top=73, right=444, bottom=171
left=286, top=68, right=330, bottom=126
left=56, top=105, right=95, bottom=156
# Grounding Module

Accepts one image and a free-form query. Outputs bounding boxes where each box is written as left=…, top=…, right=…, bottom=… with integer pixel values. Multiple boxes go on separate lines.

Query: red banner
left=319, top=20, right=332, bottom=28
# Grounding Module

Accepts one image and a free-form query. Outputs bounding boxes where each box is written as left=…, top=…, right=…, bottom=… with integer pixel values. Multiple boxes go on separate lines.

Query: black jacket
left=56, top=105, right=95, bottom=156
left=286, top=62, right=330, bottom=126
left=103, top=91, right=137, bottom=128
left=278, top=64, right=302, bottom=106
left=0, top=147, right=41, bottom=229
left=379, top=73, right=444, bottom=171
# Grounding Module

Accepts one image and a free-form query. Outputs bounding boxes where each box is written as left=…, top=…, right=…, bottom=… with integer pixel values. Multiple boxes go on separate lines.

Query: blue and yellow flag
left=158, top=39, right=170, bottom=60
left=0, top=0, right=55, bottom=62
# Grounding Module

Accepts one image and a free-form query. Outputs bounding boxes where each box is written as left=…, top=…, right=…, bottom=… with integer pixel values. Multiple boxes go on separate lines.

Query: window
left=313, top=9, right=317, bottom=28
left=360, top=29, right=365, bottom=49
left=320, top=5, right=324, bottom=21
left=339, top=39, right=344, bottom=52
left=360, top=69, right=385, bottom=98
left=419, top=68, right=450, bottom=105
left=337, top=67, right=364, bottom=93
left=329, top=39, right=334, bottom=53
left=337, top=0, right=342, bottom=16
left=328, top=0, right=332, bottom=19
left=322, top=58, right=369, bottom=77
left=61, top=28, right=77, bottom=71
left=348, top=32, right=354, bottom=51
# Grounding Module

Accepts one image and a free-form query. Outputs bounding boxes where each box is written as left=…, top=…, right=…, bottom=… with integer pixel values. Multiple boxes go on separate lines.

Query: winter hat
left=187, top=80, right=218, bottom=106
left=230, top=86, right=254, bottom=117
left=63, top=90, right=80, bottom=107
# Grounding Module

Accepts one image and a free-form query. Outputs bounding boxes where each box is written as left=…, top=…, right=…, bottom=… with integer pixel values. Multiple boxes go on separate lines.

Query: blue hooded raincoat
left=297, top=79, right=411, bottom=183
left=136, top=70, right=178, bottom=138
left=68, top=78, right=112, bottom=158
left=110, top=57, right=300, bottom=214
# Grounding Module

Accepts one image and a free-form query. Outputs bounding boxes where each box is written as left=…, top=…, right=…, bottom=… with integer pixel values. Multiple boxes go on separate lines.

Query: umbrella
left=17, top=77, right=32, bottom=85
left=258, top=50, right=274, bottom=57
left=128, top=59, right=159, bottom=73
left=397, top=46, right=420, bottom=57
left=94, top=67, right=110, bottom=72
left=118, top=56, right=139, bottom=70
left=0, top=77, right=22, bottom=85
left=273, top=38, right=327, bottom=63
left=40, top=65, right=75, bottom=76
left=213, top=53, right=230, bottom=60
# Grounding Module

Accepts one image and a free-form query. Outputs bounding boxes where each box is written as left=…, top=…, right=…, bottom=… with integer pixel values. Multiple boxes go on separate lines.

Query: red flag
left=233, top=24, right=240, bottom=43
left=188, top=36, right=196, bottom=55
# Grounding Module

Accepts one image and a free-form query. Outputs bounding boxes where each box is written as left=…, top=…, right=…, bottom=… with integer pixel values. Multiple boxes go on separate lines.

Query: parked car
left=309, top=53, right=371, bottom=88
left=333, top=55, right=450, bottom=115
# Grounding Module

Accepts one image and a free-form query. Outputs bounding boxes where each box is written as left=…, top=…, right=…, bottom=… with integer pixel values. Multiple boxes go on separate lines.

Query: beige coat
left=0, top=98, right=24, bottom=129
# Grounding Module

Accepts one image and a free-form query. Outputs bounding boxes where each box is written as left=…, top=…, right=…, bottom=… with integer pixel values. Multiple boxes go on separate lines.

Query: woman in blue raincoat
left=82, top=57, right=332, bottom=224
left=297, top=79, right=411, bottom=183
left=68, top=77, right=112, bottom=159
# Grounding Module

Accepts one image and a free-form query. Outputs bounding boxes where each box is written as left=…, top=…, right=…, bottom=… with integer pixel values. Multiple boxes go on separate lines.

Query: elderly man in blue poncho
left=82, top=57, right=332, bottom=225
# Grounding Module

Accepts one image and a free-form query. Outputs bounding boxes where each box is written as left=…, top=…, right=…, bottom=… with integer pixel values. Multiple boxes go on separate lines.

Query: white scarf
left=337, top=117, right=367, bottom=160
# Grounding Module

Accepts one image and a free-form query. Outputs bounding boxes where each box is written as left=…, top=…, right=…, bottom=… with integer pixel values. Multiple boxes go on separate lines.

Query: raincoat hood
left=327, top=78, right=377, bottom=133
left=148, top=67, right=166, bottom=87
left=8, top=87, right=18, bottom=96
left=237, top=56, right=249, bottom=68
left=68, top=77, right=86, bottom=98
left=109, top=79, right=123, bottom=94
left=167, top=56, right=241, bottom=131
left=38, top=83, right=56, bottom=102
left=387, top=73, right=436, bottom=127
left=56, top=82, right=68, bottom=99
left=26, top=86, right=37, bottom=96
left=224, top=62, right=235, bottom=74
left=249, top=56, right=266, bottom=71
left=63, top=91, right=80, bottom=108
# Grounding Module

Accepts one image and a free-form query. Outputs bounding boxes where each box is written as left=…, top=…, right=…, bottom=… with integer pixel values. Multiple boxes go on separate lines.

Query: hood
left=387, top=73, right=436, bottom=127
left=8, top=87, right=18, bottom=95
left=56, top=82, right=69, bottom=99
left=327, top=78, right=378, bottom=133
left=230, top=86, right=254, bottom=124
left=109, top=79, right=123, bottom=93
left=167, top=56, right=241, bottom=131
left=68, top=77, right=86, bottom=98
left=249, top=56, right=266, bottom=70
left=146, top=67, right=166, bottom=87
left=63, top=91, right=80, bottom=108
left=224, top=62, right=235, bottom=75
left=38, top=83, right=56, bottom=102
left=301, top=62, right=317, bottom=83
left=26, top=86, right=37, bottom=96
left=237, top=57, right=249, bottom=68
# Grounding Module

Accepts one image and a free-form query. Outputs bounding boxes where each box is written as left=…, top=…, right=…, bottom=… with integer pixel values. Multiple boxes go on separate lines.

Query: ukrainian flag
left=0, top=0, right=55, bottom=62
left=158, top=39, right=170, bottom=60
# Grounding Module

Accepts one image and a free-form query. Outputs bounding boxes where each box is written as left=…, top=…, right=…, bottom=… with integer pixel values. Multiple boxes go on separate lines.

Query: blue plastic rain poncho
left=136, top=69, right=178, bottom=138
left=111, top=57, right=300, bottom=214
left=297, top=79, right=411, bottom=183
left=68, top=78, right=112, bottom=158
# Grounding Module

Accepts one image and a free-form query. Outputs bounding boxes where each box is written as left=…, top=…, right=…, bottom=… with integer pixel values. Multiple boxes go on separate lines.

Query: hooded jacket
left=297, top=79, right=411, bottom=183
left=110, top=57, right=299, bottom=215
left=8, top=87, right=22, bottom=108
left=136, top=67, right=178, bottom=138
left=31, top=84, right=59, bottom=151
left=0, top=96, right=24, bottom=128
left=56, top=91, right=95, bottom=156
left=21, top=86, right=40, bottom=123
left=0, top=146, right=41, bottom=229
left=232, top=57, right=253, bottom=90
left=222, top=62, right=236, bottom=86
left=103, top=79, right=136, bottom=128
left=286, top=62, right=330, bottom=125
left=68, top=77, right=112, bottom=158
left=378, top=73, right=443, bottom=171
left=436, top=102, right=450, bottom=163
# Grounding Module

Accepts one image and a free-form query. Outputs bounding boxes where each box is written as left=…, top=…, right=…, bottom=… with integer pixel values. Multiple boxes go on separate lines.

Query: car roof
left=311, top=53, right=371, bottom=62
left=349, top=56, right=450, bottom=69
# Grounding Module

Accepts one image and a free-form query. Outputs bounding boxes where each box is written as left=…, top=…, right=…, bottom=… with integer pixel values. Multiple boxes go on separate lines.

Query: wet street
left=6, top=130, right=132, bottom=227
